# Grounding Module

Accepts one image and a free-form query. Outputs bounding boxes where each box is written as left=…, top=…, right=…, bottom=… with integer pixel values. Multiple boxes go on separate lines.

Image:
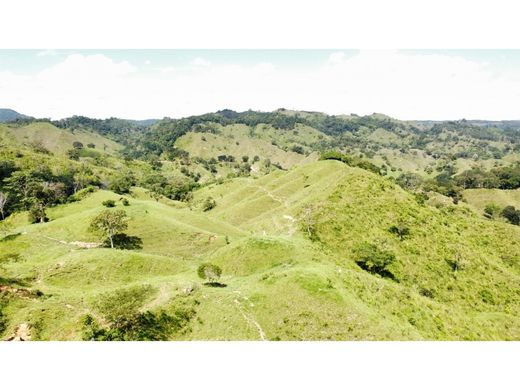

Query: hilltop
left=0, top=108, right=30, bottom=123
left=1, top=110, right=520, bottom=340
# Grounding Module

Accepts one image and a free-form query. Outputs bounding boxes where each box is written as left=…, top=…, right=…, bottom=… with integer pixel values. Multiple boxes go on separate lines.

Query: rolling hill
left=1, top=110, right=520, bottom=340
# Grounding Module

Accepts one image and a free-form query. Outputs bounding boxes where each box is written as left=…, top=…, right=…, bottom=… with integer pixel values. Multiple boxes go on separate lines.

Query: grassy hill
left=2, top=160, right=519, bottom=340
left=0, top=122, right=122, bottom=156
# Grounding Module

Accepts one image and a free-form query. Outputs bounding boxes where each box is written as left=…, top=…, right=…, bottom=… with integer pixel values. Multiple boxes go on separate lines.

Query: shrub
left=500, top=205, right=520, bottom=225
left=354, top=242, right=396, bottom=278
left=121, top=198, right=130, bottom=206
left=388, top=222, right=410, bottom=240
left=202, top=197, right=217, bottom=212
left=483, top=203, right=501, bottom=219
left=102, top=199, right=116, bottom=208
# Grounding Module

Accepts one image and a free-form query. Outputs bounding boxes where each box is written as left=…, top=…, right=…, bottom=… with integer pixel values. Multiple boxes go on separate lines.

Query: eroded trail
left=233, top=297, right=266, bottom=341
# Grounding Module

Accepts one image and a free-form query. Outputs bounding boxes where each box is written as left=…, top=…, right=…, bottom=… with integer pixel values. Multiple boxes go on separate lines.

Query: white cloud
left=190, top=57, right=211, bottom=67
left=36, top=49, right=57, bottom=57
left=1, top=51, right=519, bottom=120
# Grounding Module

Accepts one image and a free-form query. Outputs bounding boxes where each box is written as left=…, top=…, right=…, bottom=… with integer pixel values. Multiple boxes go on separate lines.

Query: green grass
left=0, top=122, right=121, bottom=156
left=1, top=160, right=519, bottom=340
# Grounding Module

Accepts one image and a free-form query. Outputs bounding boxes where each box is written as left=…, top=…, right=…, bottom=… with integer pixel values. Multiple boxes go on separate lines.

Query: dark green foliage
left=202, top=197, right=217, bottom=212
left=72, top=141, right=84, bottom=149
left=388, top=223, right=410, bottom=240
left=121, top=198, right=130, bottom=206
left=354, top=242, right=396, bottom=278
left=0, top=293, right=8, bottom=335
left=102, top=199, right=116, bottom=207
left=108, top=171, right=135, bottom=194
left=500, top=205, right=520, bottom=225
left=291, top=145, right=305, bottom=154
left=82, top=285, right=196, bottom=341
left=87, top=143, right=96, bottom=149
left=483, top=203, right=501, bottom=219
left=320, top=151, right=381, bottom=175
left=396, top=173, right=423, bottom=191
left=103, top=233, right=142, bottom=249
left=197, top=263, right=222, bottom=283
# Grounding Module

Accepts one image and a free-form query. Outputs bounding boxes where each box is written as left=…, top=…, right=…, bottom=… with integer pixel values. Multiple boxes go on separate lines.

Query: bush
left=354, top=242, right=396, bottom=278
left=483, top=203, right=501, bottom=219
left=202, top=197, right=217, bottom=212
left=388, top=222, right=410, bottom=240
left=102, top=199, right=116, bottom=208
left=500, top=205, right=520, bottom=225
left=121, top=198, right=130, bottom=206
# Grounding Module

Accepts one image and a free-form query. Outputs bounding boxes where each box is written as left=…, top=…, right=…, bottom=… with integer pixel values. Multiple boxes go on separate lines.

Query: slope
left=1, top=160, right=519, bottom=340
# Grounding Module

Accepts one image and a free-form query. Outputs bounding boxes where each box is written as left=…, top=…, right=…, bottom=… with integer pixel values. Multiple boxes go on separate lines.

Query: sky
left=0, top=49, right=519, bottom=121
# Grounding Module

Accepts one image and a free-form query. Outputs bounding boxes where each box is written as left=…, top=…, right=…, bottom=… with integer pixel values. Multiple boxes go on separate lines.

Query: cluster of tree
left=0, top=159, right=101, bottom=222
left=141, top=172, right=198, bottom=202
left=319, top=151, right=381, bottom=175
left=454, top=164, right=520, bottom=190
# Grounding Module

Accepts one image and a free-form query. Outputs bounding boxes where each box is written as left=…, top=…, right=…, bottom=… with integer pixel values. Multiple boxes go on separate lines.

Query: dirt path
left=233, top=297, right=266, bottom=341
left=6, top=323, right=31, bottom=341
left=33, top=233, right=100, bottom=248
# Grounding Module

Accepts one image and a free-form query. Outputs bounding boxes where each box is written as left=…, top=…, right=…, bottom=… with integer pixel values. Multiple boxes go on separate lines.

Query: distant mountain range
left=0, top=108, right=30, bottom=122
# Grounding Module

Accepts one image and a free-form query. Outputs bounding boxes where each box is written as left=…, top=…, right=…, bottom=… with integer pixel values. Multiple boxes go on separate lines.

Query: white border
left=0, top=0, right=519, bottom=48
left=1, top=1, right=519, bottom=389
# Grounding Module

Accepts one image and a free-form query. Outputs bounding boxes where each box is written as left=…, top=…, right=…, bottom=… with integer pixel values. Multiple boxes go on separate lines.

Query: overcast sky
left=1, top=49, right=519, bottom=121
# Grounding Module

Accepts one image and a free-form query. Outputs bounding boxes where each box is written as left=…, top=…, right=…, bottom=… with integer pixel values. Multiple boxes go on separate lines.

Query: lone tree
left=90, top=209, right=129, bottom=248
left=197, top=263, right=222, bottom=284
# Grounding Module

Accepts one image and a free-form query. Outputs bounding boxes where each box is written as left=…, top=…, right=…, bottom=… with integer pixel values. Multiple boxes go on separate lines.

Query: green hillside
left=1, top=160, right=519, bottom=340
left=0, top=122, right=122, bottom=156
left=1, top=110, right=520, bottom=341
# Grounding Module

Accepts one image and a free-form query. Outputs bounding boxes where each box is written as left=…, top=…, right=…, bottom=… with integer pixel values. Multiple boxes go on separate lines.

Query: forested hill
left=0, top=108, right=30, bottom=122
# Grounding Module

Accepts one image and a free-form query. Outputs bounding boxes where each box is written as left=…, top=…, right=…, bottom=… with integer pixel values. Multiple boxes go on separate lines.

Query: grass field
left=2, top=160, right=519, bottom=340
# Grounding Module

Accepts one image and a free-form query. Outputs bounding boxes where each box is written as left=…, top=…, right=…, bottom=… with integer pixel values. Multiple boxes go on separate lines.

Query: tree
left=354, top=242, right=395, bottom=277
left=72, top=141, right=84, bottom=149
left=109, top=171, right=135, bottom=194
left=202, top=197, right=217, bottom=211
left=0, top=192, right=8, bottom=220
left=197, top=263, right=222, bottom=284
left=500, top=205, right=520, bottom=225
left=90, top=209, right=129, bottom=248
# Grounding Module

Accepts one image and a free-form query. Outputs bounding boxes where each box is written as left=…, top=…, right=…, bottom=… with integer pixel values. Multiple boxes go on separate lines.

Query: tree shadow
left=104, top=233, right=143, bottom=250
left=355, top=261, right=399, bottom=282
left=203, top=282, right=227, bottom=288
left=1, top=233, right=21, bottom=242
